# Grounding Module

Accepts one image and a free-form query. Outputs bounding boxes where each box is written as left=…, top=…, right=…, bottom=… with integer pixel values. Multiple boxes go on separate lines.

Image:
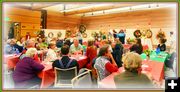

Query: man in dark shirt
left=52, top=45, right=79, bottom=72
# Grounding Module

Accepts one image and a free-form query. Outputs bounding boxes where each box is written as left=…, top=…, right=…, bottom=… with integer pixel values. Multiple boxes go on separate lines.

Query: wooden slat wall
left=46, top=11, right=81, bottom=32
left=82, top=8, right=176, bottom=29
left=5, top=7, right=41, bottom=37
left=81, top=7, right=176, bottom=46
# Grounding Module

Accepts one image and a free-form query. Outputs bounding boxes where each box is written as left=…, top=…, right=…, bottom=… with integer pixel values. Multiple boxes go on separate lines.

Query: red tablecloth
left=99, top=60, right=164, bottom=88
left=38, top=56, right=88, bottom=88
left=4, top=55, right=20, bottom=69
left=123, top=44, right=149, bottom=51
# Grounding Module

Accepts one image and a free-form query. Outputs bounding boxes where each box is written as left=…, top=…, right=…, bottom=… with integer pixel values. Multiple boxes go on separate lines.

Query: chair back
left=54, top=67, right=77, bottom=87
left=71, top=69, right=93, bottom=88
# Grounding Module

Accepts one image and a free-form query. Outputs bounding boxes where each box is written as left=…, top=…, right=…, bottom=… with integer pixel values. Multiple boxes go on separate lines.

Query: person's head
left=98, top=45, right=110, bottom=57
left=73, top=38, right=79, bottom=47
left=159, top=38, right=167, bottom=44
left=49, top=41, right=56, bottom=49
left=37, top=38, right=42, bottom=43
left=61, top=45, right=70, bottom=55
left=25, top=48, right=37, bottom=58
left=119, top=29, right=124, bottom=33
left=88, top=38, right=95, bottom=47
left=20, top=37, right=25, bottom=43
left=25, top=39, right=35, bottom=48
left=9, top=39, right=16, bottom=46
left=122, top=52, right=142, bottom=72
left=64, top=39, right=71, bottom=46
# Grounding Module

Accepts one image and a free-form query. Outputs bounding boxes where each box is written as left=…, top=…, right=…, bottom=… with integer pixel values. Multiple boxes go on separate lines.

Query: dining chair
left=54, top=67, right=77, bottom=88
left=71, top=69, right=93, bottom=88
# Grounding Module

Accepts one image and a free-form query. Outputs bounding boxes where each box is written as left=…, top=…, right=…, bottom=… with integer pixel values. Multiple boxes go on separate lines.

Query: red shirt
left=86, top=46, right=97, bottom=68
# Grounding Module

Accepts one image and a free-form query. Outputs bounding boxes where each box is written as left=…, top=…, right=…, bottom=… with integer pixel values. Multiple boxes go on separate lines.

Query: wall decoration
left=134, top=29, right=141, bottom=38
left=141, top=29, right=152, bottom=38
left=146, top=29, right=152, bottom=38
left=82, top=33, right=87, bottom=38
left=48, top=32, right=54, bottom=38
left=57, top=32, right=62, bottom=38
left=156, top=29, right=165, bottom=39
left=79, top=24, right=86, bottom=33
left=66, top=30, right=72, bottom=37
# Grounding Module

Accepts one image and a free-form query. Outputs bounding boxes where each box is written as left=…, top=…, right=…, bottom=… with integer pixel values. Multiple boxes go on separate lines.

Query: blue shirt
left=4, top=44, right=19, bottom=54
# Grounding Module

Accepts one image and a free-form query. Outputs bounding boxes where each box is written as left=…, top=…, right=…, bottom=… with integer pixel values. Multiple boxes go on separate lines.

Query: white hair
left=25, top=48, right=37, bottom=58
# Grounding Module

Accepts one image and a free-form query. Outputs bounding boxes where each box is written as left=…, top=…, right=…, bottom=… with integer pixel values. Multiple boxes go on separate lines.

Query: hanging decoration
left=134, top=29, right=142, bottom=38
left=146, top=29, right=153, bottom=38
left=82, top=33, right=87, bottom=38
left=57, top=32, right=62, bottom=38
left=156, top=29, right=165, bottom=39
left=66, top=30, right=72, bottom=37
left=48, top=32, right=54, bottom=38
left=79, top=24, right=86, bottom=33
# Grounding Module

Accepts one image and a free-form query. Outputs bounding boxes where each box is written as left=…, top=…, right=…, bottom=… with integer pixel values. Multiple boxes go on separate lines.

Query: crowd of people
left=4, top=31, right=176, bottom=88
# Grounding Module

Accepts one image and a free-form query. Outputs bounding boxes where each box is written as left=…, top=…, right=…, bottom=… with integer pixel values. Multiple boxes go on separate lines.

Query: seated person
left=114, top=52, right=154, bottom=88
left=52, top=45, right=79, bottom=72
left=5, top=39, right=19, bottom=54
left=157, top=38, right=166, bottom=51
left=70, top=38, right=83, bottom=55
left=130, top=38, right=143, bottom=54
left=165, top=52, right=176, bottom=77
left=19, top=39, right=40, bottom=62
left=17, top=37, right=26, bottom=47
left=13, top=48, right=44, bottom=88
left=86, top=39, right=97, bottom=69
left=94, top=45, right=118, bottom=81
left=45, top=41, right=58, bottom=62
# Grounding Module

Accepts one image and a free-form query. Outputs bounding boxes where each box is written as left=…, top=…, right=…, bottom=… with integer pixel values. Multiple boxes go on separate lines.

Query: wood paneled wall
left=81, top=7, right=177, bottom=46
left=46, top=11, right=81, bottom=33
left=82, top=7, right=176, bottom=30
left=5, top=7, right=41, bottom=38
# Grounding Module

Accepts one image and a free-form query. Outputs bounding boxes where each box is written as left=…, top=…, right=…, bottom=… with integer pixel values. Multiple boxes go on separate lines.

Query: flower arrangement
left=144, top=49, right=151, bottom=57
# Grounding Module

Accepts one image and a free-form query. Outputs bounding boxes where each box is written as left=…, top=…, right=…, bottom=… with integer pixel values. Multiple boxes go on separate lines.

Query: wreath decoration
left=82, top=33, right=87, bottom=38
left=146, top=29, right=152, bottom=38
left=156, top=30, right=165, bottom=39
left=141, top=30, right=147, bottom=38
left=79, top=24, right=86, bottom=33
left=48, top=32, right=54, bottom=38
left=134, top=29, right=142, bottom=38
left=57, top=32, right=62, bottom=38
left=66, top=30, right=72, bottom=37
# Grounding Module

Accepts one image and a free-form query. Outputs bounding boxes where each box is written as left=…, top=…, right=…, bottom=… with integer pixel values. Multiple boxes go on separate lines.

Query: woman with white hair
left=114, top=52, right=154, bottom=88
left=13, top=48, right=44, bottom=88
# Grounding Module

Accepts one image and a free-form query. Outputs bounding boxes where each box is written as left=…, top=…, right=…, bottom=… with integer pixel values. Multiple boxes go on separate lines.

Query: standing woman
left=130, top=38, right=143, bottom=54
left=86, top=38, right=97, bottom=69
left=111, top=39, right=124, bottom=67
left=13, top=48, right=44, bottom=88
